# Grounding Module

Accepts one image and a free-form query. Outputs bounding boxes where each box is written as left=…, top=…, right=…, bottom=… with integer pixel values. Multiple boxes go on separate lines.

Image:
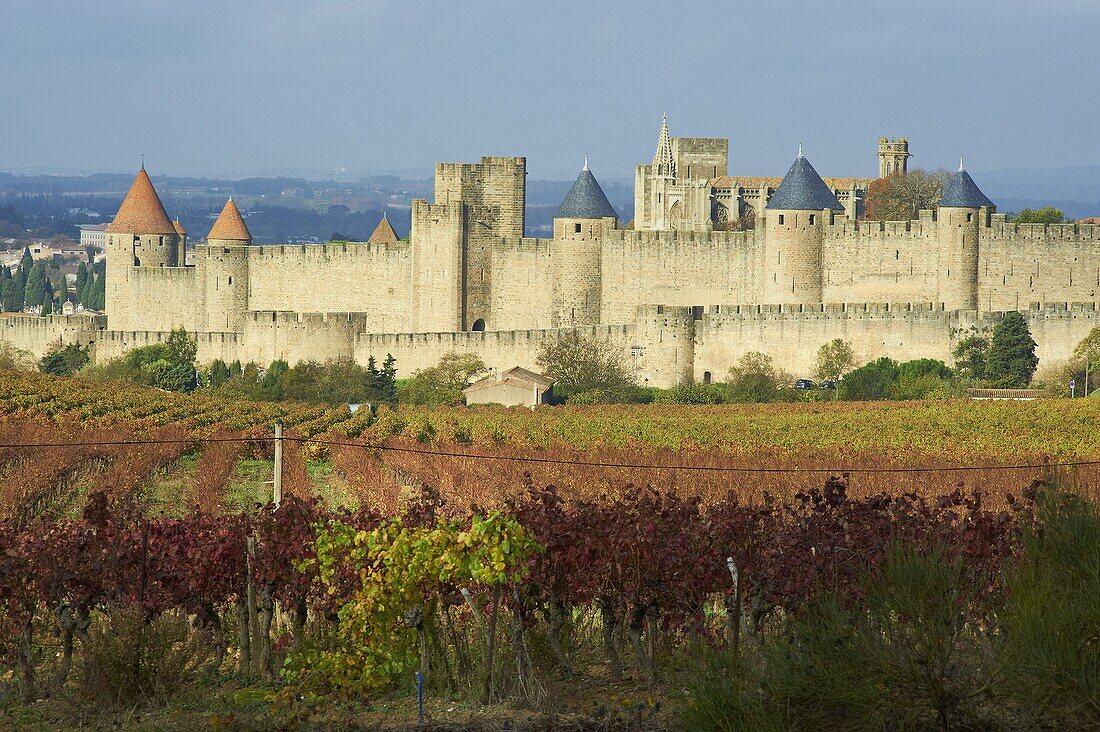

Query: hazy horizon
left=3, top=0, right=1098, bottom=182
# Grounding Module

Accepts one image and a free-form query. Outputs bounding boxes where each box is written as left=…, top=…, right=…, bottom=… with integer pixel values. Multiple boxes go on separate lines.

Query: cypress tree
left=986, top=311, right=1039, bottom=388
left=75, top=263, right=88, bottom=302
left=24, top=261, right=47, bottom=310
left=40, top=291, right=52, bottom=316
left=19, top=248, right=32, bottom=278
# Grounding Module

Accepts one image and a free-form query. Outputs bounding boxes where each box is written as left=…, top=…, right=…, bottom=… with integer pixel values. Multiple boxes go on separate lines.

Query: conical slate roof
left=208, top=198, right=252, bottom=241
left=367, top=213, right=399, bottom=243
left=107, top=167, right=177, bottom=235
left=555, top=160, right=618, bottom=219
left=940, top=165, right=994, bottom=208
left=766, top=152, right=844, bottom=211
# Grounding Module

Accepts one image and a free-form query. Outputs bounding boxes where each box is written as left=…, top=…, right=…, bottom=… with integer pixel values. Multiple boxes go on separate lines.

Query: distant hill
left=975, top=165, right=1100, bottom=219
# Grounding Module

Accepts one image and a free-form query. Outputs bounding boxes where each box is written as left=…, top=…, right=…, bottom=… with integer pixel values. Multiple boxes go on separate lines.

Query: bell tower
left=878, top=137, right=911, bottom=178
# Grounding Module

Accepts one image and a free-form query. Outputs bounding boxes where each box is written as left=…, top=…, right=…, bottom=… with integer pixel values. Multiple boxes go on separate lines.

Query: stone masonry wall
left=0, top=314, right=105, bottom=359
left=245, top=242, right=413, bottom=332
left=978, top=221, right=1100, bottom=312
left=821, top=214, right=939, bottom=303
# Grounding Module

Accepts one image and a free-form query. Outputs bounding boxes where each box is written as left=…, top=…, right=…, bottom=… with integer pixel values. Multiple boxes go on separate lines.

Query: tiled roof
left=464, top=366, right=555, bottom=394
left=107, top=168, right=177, bottom=235
left=766, top=155, right=845, bottom=211
left=940, top=169, right=995, bottom=208
left=556, top=162, right=618, bottom=219
left=207, top=199, right=252, bottom=241
left=367, top=214, right=399, bottom=243
left=172, top=219, right=187, bottom=236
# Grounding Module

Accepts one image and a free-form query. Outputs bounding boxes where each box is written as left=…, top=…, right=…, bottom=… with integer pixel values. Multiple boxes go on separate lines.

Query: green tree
left=1011, top=206, right=1065, bottom=224
left=1071, top=326, right=1100, bottom=396
left=400, top=352, right=487, bottom=406
left=75, top=262, right=88, bottom=302
left=207, top=359, right=231, bottom=388
left=725, top=351, right=792, bottom=403
left=379, top=354, right=398, bottom=404
left=23, top=261, right=47, bottom=310
left=986, top=312, right=1038, bottom=388
left=39, top=291, right=52, bottom=315
left=259, top=359, right=289, bottom=400
left=840, top=357, right=899, bottom=401
left=19, top=248, right=32, bottom=279
left=536, top=332, right=636, bottom=403
left=39, top=343, right=90, bottom=376
left=814, top=339, right=856, bottom=398
left=952, top=332, right=990, bottom=381
left=166, top=327, right=197, bottom=367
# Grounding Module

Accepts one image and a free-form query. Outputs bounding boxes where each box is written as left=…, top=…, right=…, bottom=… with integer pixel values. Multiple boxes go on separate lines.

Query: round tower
left=104, top=164, right=182, bottom=328
left=199, top=198, right=252, bottom=332
left=936, top=159, right=993, bottom=311
left=552, top=157, right=617, bottom=327
left=761, top=148, right=843, bottom=304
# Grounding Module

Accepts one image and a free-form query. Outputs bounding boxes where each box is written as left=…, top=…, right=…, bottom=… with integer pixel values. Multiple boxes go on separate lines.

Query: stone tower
left=104, top=165, right=182, bottom=329
left=936, top=159, right=993, bottom=310
left=198, top=198, right=252, bottom=332
left=552, top=157, right=617, bottom=327
left=634, top=115, right=676, bottom=230
left=878, top=137, right=911, bottom=178
left=761, top=148, right=844, bottom=304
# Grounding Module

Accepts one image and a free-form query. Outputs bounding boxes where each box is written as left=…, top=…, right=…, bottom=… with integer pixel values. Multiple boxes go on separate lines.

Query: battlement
left=247, top=240, right=410, bottom=259
left=245, top=310, right=377, bottom=328
left=984, top=221, right=1100, bottom=242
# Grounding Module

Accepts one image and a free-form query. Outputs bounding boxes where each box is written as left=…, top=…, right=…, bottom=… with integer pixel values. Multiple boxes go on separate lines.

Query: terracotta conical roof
left=207, top=198, right=252, bottom=241
left=367, top=213, right=399, bottom=243
left=107, top=167, right=177, bottom=235
left=172, top=218, right=187, bottom=235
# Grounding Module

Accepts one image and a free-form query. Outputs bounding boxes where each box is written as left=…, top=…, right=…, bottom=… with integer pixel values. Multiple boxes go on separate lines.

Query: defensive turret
left=936, top=158, right=993, bottom=310
left=552, top=157, right=616, bottom=327
left=761, top=147, right=842, bottom=304
left=199, top=198, right=252, bottom=331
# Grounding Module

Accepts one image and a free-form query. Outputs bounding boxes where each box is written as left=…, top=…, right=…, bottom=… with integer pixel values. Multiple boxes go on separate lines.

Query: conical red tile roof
left=107, top=167, right=177, bottom=235
left=172, top=218, right=187, bottom=235
left=367, top=213, right=399, bottom=243
left=207, top=198, right=252, bottom=241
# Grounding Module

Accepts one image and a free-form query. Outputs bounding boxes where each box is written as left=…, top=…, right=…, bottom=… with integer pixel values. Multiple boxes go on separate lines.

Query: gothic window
left=471, top=319, right=485, bottom=332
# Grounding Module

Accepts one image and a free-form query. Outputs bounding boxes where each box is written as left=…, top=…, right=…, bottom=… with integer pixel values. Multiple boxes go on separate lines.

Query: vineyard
left=0, top=370, right=1098, bottom=729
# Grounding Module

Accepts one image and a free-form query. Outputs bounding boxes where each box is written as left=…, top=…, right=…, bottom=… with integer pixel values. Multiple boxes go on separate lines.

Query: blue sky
left=1, top=0, right=1097, bottom=180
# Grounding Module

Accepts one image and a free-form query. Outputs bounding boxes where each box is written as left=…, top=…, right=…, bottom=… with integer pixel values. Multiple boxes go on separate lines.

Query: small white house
left=463, top=367, right=555, bottom=407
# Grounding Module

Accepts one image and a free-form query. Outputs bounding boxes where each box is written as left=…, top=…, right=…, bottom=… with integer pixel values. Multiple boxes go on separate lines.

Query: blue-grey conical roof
left=556, top=162, right=618, bottom=219
left=940, top=169, right=994, bottom=208
left=766, top=154, right=844, bottom=211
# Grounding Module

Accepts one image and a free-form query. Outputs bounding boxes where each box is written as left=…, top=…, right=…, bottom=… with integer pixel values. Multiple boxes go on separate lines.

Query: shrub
left=78, top=607, right=211, bottom=710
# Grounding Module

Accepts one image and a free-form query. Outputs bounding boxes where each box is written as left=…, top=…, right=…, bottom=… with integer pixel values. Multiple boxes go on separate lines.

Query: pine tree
left=986, top=311, right=1038, bottom=388
left=24, top=261, right=47, bottom=310
left=379, top=354, right=398, bottom=404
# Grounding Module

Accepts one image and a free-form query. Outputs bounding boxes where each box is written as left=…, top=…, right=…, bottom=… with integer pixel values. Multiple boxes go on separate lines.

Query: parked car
left=819, top=380, right=837, bottom=390
left=794, top=378, right=817, bottom=390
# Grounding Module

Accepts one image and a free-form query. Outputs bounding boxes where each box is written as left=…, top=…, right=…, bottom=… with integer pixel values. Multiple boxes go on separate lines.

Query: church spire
left=653, top=113, right=675, bottom=177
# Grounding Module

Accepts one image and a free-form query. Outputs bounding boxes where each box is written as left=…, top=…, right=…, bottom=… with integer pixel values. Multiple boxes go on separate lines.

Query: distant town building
left=79, top=223, right=109, bottom=251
